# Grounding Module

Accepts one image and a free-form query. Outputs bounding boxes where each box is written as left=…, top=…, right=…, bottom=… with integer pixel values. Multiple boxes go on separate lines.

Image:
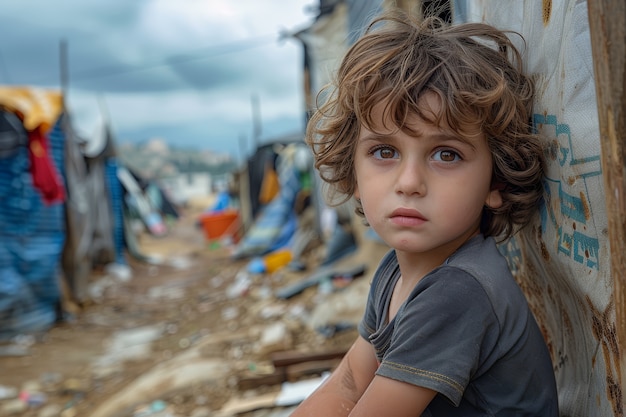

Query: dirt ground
left=0, top=204, right=359, bottom=417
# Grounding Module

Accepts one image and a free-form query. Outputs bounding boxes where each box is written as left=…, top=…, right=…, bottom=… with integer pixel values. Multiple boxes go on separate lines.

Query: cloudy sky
left=0, top=0, right=316, bottom=160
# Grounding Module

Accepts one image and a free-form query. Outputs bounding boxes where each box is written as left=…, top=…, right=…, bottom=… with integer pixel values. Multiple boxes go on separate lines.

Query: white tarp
left=455, top=1, right=616, bottom=416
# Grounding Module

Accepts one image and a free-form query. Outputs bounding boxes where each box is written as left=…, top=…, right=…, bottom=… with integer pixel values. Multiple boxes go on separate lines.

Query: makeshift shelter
left=130, top=169, right=180, bottom=222
left=236, top=134, right=305, bottom=225
left=290, top=0, right=380, bottom=267
left=63, top=102, right=177, bottom=292
left=232, top=139, right=314, bottom=261
left=0, top=87, right=66, bottom=339
left=63, top=112, right=126, bottom=301
left=0, top=86, right=134, bottom=338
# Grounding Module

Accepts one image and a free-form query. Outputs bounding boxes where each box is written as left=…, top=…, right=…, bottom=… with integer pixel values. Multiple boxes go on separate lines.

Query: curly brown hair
left=306, top=11, right=544, bottom=240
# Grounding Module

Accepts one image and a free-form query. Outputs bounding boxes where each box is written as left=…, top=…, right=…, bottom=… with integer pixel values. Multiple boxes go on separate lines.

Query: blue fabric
left=105, top=158, right=126, bottom=264
left=0, top=234, right=64, bottom=339
left=0, top=116, right=66, bottom=340
left=233, top=158, right=301, bottom=258
left=210, top=191, right=231, bottom=212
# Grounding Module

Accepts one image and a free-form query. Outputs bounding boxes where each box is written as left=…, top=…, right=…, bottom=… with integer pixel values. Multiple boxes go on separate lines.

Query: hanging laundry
left=28, top=127, right=65, bottom=205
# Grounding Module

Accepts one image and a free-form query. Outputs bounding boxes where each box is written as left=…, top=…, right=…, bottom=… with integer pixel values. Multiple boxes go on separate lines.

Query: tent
left=232, top=139, right=314, bottom=260
left=0, top=86, right=131, bottom=338
left=0, top=88, right=67, bottom=339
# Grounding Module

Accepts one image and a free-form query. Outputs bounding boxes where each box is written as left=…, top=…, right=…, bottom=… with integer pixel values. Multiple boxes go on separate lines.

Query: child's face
left=353, top=92, right=502, bottom=259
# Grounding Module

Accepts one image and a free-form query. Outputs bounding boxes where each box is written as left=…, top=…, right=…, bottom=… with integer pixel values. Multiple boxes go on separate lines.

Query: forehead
left=361, top=92, right=485, bottom=141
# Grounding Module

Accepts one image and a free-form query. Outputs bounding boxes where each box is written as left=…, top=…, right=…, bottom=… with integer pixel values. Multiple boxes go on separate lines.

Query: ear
left=485, top=187, right=503, bottom=209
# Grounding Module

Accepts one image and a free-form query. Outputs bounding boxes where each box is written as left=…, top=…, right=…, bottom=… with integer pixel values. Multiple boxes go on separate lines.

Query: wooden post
left=60, top=39, right=69, bottom=105
left=251, top=93, right=262, bottom=148
left=587, top=0, right=626, bottom=403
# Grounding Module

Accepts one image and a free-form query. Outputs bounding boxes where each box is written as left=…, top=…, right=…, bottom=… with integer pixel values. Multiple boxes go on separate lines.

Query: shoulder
left=415, top=236, right=531, bottom=329
left=444, top=235, right=522, bottom=299
left=445, top=235, right=509, bottom=278
left=409, top=266, right=495, bottom=318
left=403, top=236, right=521, bottom=318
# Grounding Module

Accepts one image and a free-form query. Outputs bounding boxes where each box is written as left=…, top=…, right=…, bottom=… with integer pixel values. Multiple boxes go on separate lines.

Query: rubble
left=0, top=205, right=388, bottom=416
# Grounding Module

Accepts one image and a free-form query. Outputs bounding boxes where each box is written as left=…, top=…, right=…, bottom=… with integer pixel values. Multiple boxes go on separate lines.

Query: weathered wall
left=300, top=0, right=621, bottom=415
left=455, top=1, right=621, bottom=416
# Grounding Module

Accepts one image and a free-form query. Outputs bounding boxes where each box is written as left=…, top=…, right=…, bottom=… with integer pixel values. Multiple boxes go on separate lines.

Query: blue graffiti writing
left=534, top=113, right=600, bottom=270
left=533, top=114, right=601, bottom=173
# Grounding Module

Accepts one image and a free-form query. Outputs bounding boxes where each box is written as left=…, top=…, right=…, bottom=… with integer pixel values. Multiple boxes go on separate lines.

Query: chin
left=389, top=239, right=430, bottom=253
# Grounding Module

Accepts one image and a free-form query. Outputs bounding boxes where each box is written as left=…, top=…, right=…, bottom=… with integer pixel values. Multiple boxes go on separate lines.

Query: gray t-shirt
left=358, top=235, right=559, bottom=416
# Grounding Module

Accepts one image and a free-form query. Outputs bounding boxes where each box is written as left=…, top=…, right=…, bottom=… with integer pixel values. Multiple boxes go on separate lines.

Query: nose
left=394, top=158, right=426, bottom=196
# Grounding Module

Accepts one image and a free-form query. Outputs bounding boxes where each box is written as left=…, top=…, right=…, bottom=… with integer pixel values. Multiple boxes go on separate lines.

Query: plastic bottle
left=263, top=249, right=292, bottom=273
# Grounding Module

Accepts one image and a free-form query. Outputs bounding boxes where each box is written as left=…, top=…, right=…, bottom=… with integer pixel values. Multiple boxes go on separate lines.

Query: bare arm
left=290, top=336, right=378, bottom=417
left=291, top=336, right=437, bottom=417
left=348, top=373, right=437, bottom=417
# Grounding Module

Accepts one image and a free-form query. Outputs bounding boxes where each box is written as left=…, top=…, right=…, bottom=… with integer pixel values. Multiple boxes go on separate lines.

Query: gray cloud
left=0, top=0, right=313, bottom=158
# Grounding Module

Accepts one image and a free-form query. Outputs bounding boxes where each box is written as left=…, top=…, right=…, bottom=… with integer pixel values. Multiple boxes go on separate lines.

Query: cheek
left=443, top=183, right=489, bottom=216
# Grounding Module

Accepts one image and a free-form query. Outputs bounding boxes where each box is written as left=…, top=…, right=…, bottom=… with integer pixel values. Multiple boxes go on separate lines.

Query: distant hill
left=118, top=138, right=237, bottom=180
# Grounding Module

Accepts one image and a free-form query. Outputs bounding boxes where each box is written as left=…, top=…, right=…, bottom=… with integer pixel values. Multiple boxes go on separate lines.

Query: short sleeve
left=358, top=280, right=378, bottom=339
left=376, top=266, right=500, bottom=406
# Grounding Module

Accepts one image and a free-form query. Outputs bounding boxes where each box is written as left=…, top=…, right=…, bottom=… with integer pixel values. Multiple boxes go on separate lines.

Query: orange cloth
left=0, top=86, right=66, bottom=204
left=0, top=87, right=63, bottom=134
left=259, top=162, right=280, bottom=204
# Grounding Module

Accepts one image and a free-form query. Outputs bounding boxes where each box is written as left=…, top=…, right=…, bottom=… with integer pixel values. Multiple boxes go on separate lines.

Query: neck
left=394, top=232, right=480, bottom=285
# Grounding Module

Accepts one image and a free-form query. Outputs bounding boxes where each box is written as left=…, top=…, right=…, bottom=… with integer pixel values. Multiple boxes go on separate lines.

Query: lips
left=389, top=208, right=427, bottom=226
left=391, top=208, right=426, bottom=219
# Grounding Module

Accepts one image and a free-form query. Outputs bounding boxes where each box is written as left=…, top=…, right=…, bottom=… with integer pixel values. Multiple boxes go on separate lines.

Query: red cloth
left=28, top=128, right=65, bottom=205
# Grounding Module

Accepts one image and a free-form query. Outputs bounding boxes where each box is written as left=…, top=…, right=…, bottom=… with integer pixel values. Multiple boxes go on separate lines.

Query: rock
left=256, top=322, right=292, bottom=356
left=0, top=384, right=18, bottom=400
left=62, top=378, right=90, bottom=395
left=89, top=357, right=230, bottom=417
left=60, top=407, right=77, bottom=417
left=189, top=406, right=211, bottom=417
left=0, top=399, right=27, bottom=415
left=307, top=278, right=370, bottom=331
left=37, top=404, right=62, bottom=417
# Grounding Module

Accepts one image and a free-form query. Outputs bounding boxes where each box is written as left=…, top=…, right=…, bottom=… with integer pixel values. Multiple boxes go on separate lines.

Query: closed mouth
left=390, top=208, right=426, bottom=221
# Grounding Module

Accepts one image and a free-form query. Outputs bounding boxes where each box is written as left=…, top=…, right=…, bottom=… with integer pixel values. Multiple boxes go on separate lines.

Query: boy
left=291, top=10, right=559, bottom=417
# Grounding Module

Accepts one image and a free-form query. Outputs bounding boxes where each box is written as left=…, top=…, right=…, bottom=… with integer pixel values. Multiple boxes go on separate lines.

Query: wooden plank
left=237, top=358, right=341, bottom=390
left=587, top=0, right=626, bottom=408
left=237, top=371, right=285, bottom=391
left=286, top=358, right=342, bottom=381
left=215, top=392, right=280, bottom=416
left=270, top=348, right=347, bottom=368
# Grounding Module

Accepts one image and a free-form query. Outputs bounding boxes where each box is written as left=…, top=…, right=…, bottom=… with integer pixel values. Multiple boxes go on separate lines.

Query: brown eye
left=433, top=149, right=461, bottom=162
left=372, top=146, right=399, bottom=160
left=380, top=148, right=395, bottom=159
left=440, top=151, right=455, bottom=161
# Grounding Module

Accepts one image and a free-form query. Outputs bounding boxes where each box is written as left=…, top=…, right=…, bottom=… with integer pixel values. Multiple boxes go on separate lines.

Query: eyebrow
left=358, top=132, right=394, bottom=142
left=429, top=132, right=478, bottom=149
left=359, top=130, right=478, bottom=150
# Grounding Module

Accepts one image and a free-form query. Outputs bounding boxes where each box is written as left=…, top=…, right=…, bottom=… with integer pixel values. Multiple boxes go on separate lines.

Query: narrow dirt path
left=0, top=205, right=359, bottom=417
